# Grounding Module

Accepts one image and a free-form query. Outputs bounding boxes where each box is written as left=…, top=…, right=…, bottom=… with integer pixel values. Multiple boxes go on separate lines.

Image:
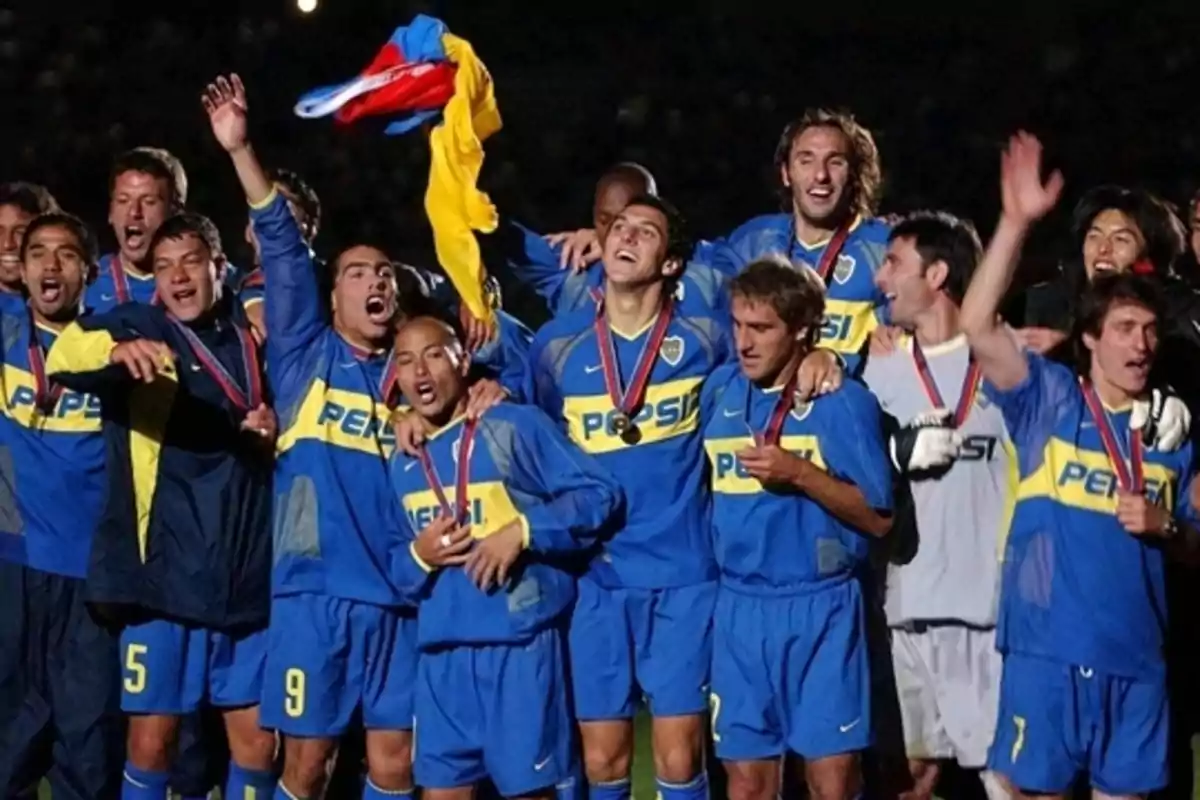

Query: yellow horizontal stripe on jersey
left=706, top=434, right=827, bottom=495
left=401, top=479, right=524, bottom=539
left=1, top=364, right=102, bottom=433
left=563, top=376, right=702, bottom=455
left=1018, top=437, right=1177, bottom=515
left=277, top=379, right=396, bottom=458
left=817, top=298, right=877, bottom=356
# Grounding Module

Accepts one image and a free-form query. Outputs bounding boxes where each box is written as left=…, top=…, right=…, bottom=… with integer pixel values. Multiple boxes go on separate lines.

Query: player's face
left=394, top=318, right=470, bottom=422
left=781, top=125, right=853, bottom=226
left=1083, top=209, right=1146, bottom=280
left=602, top=205, right=678, bottom=289
left=245, top=187, right=310, bottom=268
left=732, top=295, right=802, bottom=385
left=0, top=203, right=36, bottom=291
left=109, top=171, right=172, bottom=266
left=593, top=181, right=640, bottom=245
left=331, top=245, right=398, bottom=347
left=1084, top=301, right=1158, bottom=398
left=877, top=236, right=940, bottom=327
left=152, top=233, right=222, bottom=322
left=20, top=225, right=88, bottom=322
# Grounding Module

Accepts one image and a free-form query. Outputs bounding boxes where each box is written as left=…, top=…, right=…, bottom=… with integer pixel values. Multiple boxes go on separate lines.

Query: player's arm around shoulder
left=46, top=305, right=173, bottom=392
left=495, top=402, right=626, bottom=555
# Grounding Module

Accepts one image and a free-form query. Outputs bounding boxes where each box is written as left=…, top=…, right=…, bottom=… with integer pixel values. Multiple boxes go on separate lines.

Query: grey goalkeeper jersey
left=863, top=333, right=1015, bottom=628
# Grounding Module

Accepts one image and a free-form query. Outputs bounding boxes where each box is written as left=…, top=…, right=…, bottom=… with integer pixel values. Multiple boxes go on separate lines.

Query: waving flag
left=295, top=15, right=502, bottom=323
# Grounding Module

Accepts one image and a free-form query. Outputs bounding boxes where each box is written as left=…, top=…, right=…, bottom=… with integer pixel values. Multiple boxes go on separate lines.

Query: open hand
left=201, top=74, right=250, bottom=153
left=1000, top=132, right=1064, bottom=226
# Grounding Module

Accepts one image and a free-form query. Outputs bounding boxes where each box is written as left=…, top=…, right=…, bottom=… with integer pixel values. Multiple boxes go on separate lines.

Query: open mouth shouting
left=614, top=248, right=638, bottom=264
left=37, top=275, right=64, bottom=305
left=123, top=224, right=148, bottom=254
left=413, top=378, right=438, bottom=406
left=365, top=293, right=393, bottom=325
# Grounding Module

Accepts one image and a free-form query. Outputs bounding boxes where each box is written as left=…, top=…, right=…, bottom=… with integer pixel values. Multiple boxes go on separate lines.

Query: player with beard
left=388, top=314, right=623, bottom=799
left=529, top=196, right=842, bottom=800
left=963, top=133, right=1200, bottom=800
left=0, top=213, right=122, bottom=800
left=863, top=212, right=1011, bottom=800
left=709, top=108, right=891, bottom=375
left=0, top=182, right=59, bottom=300
left=86, top=147, right=188, bottom=313
left=702, top=259, right=892, bottom=800
left=202, top=74, right=508, bottom=800
left=45, top=212, right=278, bottom=800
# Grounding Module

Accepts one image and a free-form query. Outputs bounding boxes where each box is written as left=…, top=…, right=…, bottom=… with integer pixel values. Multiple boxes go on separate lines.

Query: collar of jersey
left=793, top=214, right=863, bottom=253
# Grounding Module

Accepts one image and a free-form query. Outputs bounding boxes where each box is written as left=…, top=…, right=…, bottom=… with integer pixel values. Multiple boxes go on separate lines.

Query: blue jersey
left=0, top=309, right=106, bottom=577
left=506, top=222, right=729, bottom=320
left=390, top=403, right=623, bottom=647
left=86, top=253, right=246, bottom=315
left=702, top=364, right=892, bottom=595
left=252, top=188, right=408, bottom=607
left=985, top=352, right=1199, bottom=679
left=707, top=214, right=890, bottom=374
left=529, top=300, right=731, bottom=588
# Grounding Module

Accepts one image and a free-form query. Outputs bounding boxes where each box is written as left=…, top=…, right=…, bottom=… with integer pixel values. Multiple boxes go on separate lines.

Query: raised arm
left=961, top=132, right=1064, bottom=391
left=203, top=76, right=324, bottom=374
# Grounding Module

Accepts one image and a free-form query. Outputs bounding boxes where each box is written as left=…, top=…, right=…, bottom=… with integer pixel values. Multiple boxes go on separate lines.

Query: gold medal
left=612, top=412, right=631, bottom=435
left=619, top=423, right=642, bottom=445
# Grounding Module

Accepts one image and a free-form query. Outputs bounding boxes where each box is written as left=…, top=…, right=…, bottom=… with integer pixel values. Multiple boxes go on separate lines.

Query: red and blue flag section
left=294, top=15, right=457, bottom=135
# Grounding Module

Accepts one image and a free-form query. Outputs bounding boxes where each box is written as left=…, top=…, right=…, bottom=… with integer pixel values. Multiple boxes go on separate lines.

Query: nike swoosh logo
left=534, top=756, right=552, bottom=771
left=723, top=408, right=742, bottom=418
left=100, top=293, right=115, bottom=302
left=584, top=364, right=603, bottom=374
left=190, top=363, right=203, bottom=372
left=839, top=718, right=861, bottom=733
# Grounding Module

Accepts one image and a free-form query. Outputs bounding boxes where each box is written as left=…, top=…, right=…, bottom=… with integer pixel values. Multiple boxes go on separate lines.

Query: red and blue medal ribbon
left=169, top=318, right=263, bottom=413
left=745, top=371, right=799, bottom=447
left=813, top=223, right=852, bottom=282
left=1081, top=380, right=1144, bottom=494
left=911, top=339, right=981, bottom=428
left=593, top=293, right=675, bottom=428
left=111, top=255, right=158, bottom=306
left=418, top=419, right=478, bottom=524
left=26, top=311, right=63, bottom=414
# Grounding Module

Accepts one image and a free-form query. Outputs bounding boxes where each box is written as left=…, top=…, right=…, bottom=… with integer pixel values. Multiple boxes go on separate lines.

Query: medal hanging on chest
left=911, top=339, right=981, bottom=427
left=169, top=318, right=263, bottom=414
left=418, top=420, right=479, bottom=523
left=1081, top=380, right=1144, bottom=495
left=592, top=294, right=675, bottom=445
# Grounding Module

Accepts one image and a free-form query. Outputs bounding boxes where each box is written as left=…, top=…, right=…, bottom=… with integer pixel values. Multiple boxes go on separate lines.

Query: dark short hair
left=1072, top=185, right=1185, bottom=276
left=888, top=210, right=982, bottom=304
left=729, top=257, right=826, bottom=340
left=147, top=212, right=223, bottom=262
left=597, top=163, right=657, bottom=198
left=270, top=167, right=321, bottom=242
left=1071, top=272, right=1164, bottom=376
left=19, top=212, right=98, bottom=264
left=0, top=182, right=59, bottom=216
left=109, top=147, right=188, bottom=209
left=773, top=107, right=883, bottom=217
left=619, top=193, right=692, bottom=265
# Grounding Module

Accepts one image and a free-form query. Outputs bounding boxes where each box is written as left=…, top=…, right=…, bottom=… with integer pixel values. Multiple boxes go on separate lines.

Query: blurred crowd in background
left=4, top=0, right=1200, bottom=324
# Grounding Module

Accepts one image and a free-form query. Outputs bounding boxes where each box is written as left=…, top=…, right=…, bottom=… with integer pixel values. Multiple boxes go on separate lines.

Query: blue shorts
left=120, top=618, right=266, bottom=715
left=569, top=579, right=715, bottom=720
left=987, top=654, right=1168, bottom=796
left=261, top=593, right=417, bottom=737
left=0, top=565, right=122, bottom=799
left=415, top=627, right=575, bottom=798
left=711, top=580, right=871, bottom=761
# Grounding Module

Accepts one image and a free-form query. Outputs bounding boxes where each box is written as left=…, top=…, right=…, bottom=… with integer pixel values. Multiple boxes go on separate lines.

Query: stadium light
left=297, top=0, right=317, bottom=13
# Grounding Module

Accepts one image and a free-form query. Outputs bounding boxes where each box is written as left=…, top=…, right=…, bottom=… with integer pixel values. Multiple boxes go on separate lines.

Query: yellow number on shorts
left=1010, top=715, right=1026, bottom=763
left=284, top=668, right=306, bottom=718
left=708, top=692, right=722, bottom=742
left=124, top=644, right=148, bottom=694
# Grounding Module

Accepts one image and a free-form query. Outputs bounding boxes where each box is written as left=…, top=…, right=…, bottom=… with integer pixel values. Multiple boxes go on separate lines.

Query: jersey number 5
left=124, top=644, right=148, bottom=694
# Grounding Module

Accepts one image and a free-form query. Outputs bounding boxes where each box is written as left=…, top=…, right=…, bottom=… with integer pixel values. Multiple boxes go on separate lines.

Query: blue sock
left=122, top=764, right=170, bottom=800
left=362, top=778, right=415, bottom=798
left=225, top=763, right=277, bottom=799
left=656, top=772, right=709, bottom=800
left=588, top=778, right=631, bottom=800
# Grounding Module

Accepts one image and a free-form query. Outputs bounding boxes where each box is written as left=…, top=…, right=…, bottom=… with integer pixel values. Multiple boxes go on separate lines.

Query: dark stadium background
left=6, top=1, right=1200, bottom=797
